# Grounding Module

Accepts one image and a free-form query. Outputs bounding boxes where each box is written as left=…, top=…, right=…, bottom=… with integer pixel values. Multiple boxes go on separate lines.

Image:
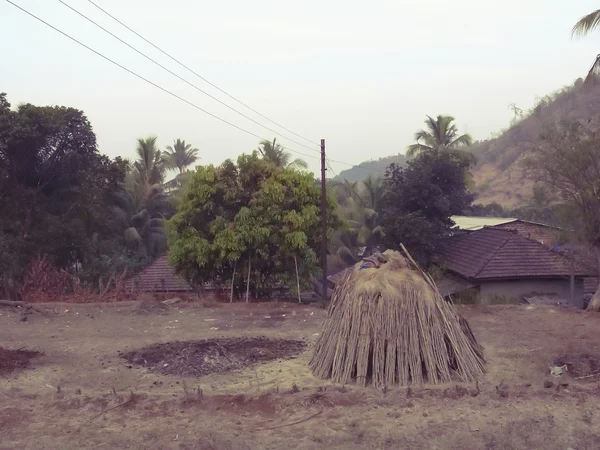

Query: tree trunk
left=230, top=261, right=237, bottom=304
left=294, top=255, right=301, bottom=304
left=587, top=246, right=600, bottom=311
left=245, top=256, right=251, bottom=304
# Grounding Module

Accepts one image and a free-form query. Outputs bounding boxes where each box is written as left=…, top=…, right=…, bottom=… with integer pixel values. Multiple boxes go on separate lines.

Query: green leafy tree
left=406, top=115, right=474, bottom=162
left=0, top=92, right=129, bottom=283
left=526, top=120, right=600, bottom=311
left=381, top=152, right=474, bottom=265
left=257, top=138, right=308, bottom=169
left=114, top=137, right=172, bottom=259
left=168, top=152, right=340, bottom=297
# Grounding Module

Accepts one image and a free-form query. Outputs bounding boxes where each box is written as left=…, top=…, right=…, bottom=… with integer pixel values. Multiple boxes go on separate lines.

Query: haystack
left=310, top=249, right=485, bottom=387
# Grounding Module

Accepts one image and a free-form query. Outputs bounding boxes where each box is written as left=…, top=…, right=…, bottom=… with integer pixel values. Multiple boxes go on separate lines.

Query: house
left=126, top=254, right=194, bottom=293
left=451, top=216, right=561, bottom=247
left=437, top=227, right=594, bottom=307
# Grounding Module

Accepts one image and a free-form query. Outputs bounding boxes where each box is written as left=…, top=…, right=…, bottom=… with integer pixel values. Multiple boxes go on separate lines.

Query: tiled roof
left=127, top=254, right=194, bottom=292
left=438, top=228, right=593, bottom=280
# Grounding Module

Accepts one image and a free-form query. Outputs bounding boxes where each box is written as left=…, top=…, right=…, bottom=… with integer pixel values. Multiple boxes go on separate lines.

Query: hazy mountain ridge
left=335, top=154, right=406, bottom=182
left=336, top=78, right=600, bottom=208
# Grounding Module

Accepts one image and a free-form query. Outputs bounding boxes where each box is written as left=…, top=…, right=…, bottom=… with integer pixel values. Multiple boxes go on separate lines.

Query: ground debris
left=121, top=337, right=306, bottom=377
left=0, top=347, right=41, bottom=376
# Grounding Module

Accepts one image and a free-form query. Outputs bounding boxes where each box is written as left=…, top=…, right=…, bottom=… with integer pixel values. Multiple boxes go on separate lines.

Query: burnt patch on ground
left=0, top=347, right=41, bottom=376
left=554, top=353, right=600, bottom=380
left=121, top=337, right=306, bottom=377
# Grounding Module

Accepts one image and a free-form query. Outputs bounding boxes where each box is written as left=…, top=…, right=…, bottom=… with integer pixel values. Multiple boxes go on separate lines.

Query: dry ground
left=2, top=299, right=600, bottom=449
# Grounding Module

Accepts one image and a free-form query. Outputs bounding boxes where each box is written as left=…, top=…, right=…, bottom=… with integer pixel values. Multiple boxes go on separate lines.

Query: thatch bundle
left=310, top=249, right=485, bottom=387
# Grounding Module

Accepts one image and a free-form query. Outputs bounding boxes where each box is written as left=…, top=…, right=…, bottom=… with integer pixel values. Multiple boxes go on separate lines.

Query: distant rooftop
left=451, top=215, right=518, bottom=231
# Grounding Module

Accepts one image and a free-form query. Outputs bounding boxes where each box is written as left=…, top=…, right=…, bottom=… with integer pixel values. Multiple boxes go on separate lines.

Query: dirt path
left=1, top=301, right=600, bottom=449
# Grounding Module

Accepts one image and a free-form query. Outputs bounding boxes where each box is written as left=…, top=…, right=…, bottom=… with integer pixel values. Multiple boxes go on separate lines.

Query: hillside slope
left=469, top=78, right=600, bottom=207
left=336, top=78, right=600, bottom=208
left=335, top=154, right=405, bottom=182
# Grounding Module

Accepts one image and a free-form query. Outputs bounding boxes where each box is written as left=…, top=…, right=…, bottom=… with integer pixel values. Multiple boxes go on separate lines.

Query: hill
left=336, top=77, right=600, bottom=208
left=468, top=77, right=600, bottom=208
left=335, top=154, right=405, bottom=182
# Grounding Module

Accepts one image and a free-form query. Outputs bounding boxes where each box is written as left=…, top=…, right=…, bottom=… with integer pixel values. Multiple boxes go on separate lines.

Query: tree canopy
left=380, top=152, right=474, bottom=265
left=526, top=120, right=600, bottom=310
left=406, top=115, right=473, bottom=161
left=168, top=152, right=340, bottom=297
left=0, top=92, right=129, bottom=282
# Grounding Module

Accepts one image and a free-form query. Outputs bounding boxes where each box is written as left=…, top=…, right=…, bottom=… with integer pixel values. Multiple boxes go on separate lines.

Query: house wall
left=479, top=278, right=585, bottom=308
left=494, top=221, right=560, bottom=248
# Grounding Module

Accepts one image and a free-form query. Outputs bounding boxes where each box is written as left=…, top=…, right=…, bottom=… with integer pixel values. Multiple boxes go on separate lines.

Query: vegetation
left=167, top=152, right=341, bottom=298
left=572, top=8, right=600, bottom=83
left=380, top=152, right=474, bottom=266
left=257, top=138, right=308, bottom=169
left=526, top=120, right=600, bottom=311
left=406, top=115, right=473, bottom=162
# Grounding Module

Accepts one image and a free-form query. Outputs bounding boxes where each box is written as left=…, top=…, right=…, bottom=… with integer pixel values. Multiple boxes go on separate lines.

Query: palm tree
left=164, top=139, right=200, bottom=174
left=133, top=136, right=166, bottom=186
left=257, top=138, right=308, bottom=169
left=406, top=115, right=473, bottom=161
left=572, top=9, right=600, bottom=83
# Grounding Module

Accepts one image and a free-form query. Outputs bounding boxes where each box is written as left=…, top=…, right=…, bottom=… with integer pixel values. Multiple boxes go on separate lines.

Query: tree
left=167, top=152, right=340, bottom=298
left=257, top=138, right=308, bottom=169
left=132, top=136, right=165, bottom=186
left=406, top=115, right=474, bottom=162
left=113, top=137, right=172, bottom=259
left=526, top=120, right=600, bottom=311
left=381, top=152, right=474, bottom=265
left=572, top=9, right=600, bottom=84
left=164, top=138, right=200, bottom=174
left=0, top=92, right=129, bottom=283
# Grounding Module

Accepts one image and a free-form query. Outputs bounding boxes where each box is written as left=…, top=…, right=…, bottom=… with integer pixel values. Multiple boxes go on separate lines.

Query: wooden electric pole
left=320, top=139, right=328, bottom=303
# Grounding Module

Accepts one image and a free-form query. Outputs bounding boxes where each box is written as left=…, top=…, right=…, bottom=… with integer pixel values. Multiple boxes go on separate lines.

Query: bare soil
left=2, top=300, right=600, bottom=449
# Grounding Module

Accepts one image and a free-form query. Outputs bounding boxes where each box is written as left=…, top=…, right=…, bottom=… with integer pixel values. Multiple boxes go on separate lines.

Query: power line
left=85, top=0, right=319, bottom=148
left=5, top=0, right=320, bottom=163
left=57, top=0, right=319, bottom=154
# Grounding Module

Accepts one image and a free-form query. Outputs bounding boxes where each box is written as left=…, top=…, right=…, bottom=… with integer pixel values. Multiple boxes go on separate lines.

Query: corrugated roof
left=451, top=215, right=518, bottom=231
left=127, top=254, right=194, bottom=292
left=438, top=228, right=593, bottom=280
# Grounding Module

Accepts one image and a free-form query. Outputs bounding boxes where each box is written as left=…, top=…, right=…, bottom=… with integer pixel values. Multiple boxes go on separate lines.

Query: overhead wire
left=6, top=0, right=392, bottom=177
left=56, top=0, right=320, bottom=154
left=85, top=0, right=320, bottom=148
left=5, top=0, right=321, bottom=163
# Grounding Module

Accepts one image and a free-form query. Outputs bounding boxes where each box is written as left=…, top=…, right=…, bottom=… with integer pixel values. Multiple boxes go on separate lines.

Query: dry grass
left=310, top=250, right=485, bottom=387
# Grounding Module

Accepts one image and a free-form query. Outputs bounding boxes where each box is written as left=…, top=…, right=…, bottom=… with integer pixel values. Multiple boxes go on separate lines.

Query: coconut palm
left=572, top=9, right=600, bottom=83
left=257, top=138, right=308, bottom=169
left=133, top=136, right=166, bottom=186
left=164, top=139, right=200, bottom=174
left=406, top=115, right=473, bottom=161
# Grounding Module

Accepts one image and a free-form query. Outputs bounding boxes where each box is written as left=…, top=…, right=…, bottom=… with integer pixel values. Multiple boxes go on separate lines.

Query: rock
left=544, top=380, right=554, bottom=388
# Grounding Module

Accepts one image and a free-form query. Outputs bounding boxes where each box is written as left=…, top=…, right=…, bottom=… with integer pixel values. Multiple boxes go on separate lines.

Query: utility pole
left=320, top=139, right=328, bottom=303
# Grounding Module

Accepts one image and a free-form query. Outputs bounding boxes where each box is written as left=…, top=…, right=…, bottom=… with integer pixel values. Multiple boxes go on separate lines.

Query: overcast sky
left=2, top=0, right=600, bottom=176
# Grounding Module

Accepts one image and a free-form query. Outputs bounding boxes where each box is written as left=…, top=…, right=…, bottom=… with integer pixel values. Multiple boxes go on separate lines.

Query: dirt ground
left=2, top=299, right=600, bottom=449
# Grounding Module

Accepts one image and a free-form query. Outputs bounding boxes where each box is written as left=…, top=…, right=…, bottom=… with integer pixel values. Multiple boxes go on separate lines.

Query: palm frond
left=572, top=9, right=600, bottom=37
left=449, top=133, right=473, bottom=148
left=406, top=143, right=433, bottom=158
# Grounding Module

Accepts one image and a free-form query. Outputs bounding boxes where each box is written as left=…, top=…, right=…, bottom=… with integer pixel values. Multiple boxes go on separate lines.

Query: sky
left=2, top=0, right=600, bottom=177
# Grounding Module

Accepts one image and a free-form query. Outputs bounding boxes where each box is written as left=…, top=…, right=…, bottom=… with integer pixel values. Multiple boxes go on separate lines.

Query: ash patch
left=0, top=347, right=41, bottom=376
left=121, top=337, right=306, bottom=377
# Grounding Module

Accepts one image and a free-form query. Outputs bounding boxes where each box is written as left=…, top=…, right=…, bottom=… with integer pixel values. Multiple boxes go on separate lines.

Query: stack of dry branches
left=310, top=248, right=485, bottom=387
